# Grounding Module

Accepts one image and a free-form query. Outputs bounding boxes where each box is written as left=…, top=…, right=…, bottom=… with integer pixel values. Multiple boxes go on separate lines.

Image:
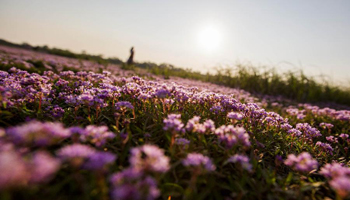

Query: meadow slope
left=0, top=46, right=350, bottom=200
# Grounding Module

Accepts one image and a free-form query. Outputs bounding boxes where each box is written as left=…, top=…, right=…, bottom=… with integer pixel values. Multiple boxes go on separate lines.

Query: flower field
left=0, top=45, right=350, bottom=200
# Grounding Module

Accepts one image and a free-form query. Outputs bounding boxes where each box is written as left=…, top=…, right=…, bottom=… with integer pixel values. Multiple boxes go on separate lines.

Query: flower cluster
left=6, top=121, right=71, bottom=146
left=0, top=149, right=60, bottom=189
left=110, top=168, right=160, bottom=200
left=315, top=141, right=334, bottom=154
left=227, top=112, right=244, bottom=120
left=115, top=101, right=134, bottom=112
left=215, top=125, right=251, bottom=148
left=185, top=116, right=215, bottom=134
left=296, top=123, right=322, bottom=139
left=182, top=153, right=216, bottom=172
left=175, top=137, right=190, bottom=146
left=57, top=144, right=116, bottom=170
left=1, top=46, right=350, bottom=199
left=129, top=144, right=170, bottom=173
left=78, top=125, right=115, bottom=147
left=226, top=154, right=252, bottom=172
left=163, top=114, right=185, bottom=133
left=319, top=122, right=334, bottom=129
left=320, top=163, right=350, bottom=198
left=284, top=152, right=318, bottom=173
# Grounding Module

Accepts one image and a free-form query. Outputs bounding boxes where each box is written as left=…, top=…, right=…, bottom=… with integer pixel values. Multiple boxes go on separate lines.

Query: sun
left=197, top=25, right=222, bottom=52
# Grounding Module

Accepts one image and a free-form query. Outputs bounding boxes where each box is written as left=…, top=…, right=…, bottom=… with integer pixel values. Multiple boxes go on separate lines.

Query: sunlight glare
left=197, top=25, right=222, bottom=52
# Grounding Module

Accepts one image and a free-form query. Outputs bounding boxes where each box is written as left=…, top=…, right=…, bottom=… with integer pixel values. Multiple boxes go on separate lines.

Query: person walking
left=127, top=47, right=134, bottom=65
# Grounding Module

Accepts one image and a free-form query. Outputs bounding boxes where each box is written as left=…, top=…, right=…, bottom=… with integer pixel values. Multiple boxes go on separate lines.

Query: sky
left=1, top=0, right=350, bottom=85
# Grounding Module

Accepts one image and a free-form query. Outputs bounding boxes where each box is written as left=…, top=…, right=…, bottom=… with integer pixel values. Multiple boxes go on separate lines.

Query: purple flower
left=164, top=98, right=174, bottom=105
left=0, top=150, right=29, bottom=189
left=56, top=144, right=96, bottom=161
left=203, top=119, right=215, bottom=133
left=29, top=151, right=61, bottom=183
left=297, top=114, right=306, bottom=119
left=185, top=116, right=215, bottom=134
left=47, top=105, right=65, bottom=118
left=78, top=93, right=94, bottom=106
left=175, top=138, right=190, bottom=146
left=155, top=88, right=171, bottom=98
left=319, top=122, right=334, bottom=129
left=284, top=152, right=318, bottom=173
left=115, top=101, right=134, bottom=112
left=215, top=125, right=251, bottom=148
left=339, top=133, right=349, bottom=140
left=325, top=136, right=338, bottom=143
left=129, top=144, right=170, bottom=173
left=320, top=162, right=350, bottom=179
left=226, top=154, right=252, bottom=172
left=210, top=105, right=224, bottom=114
left=288, top=128, right=302, bottom=137
left=163, top=114, right=184, bottom=133
left=315, top=141, right=334, bottom=155
left=280, top=123, right=293, bottom=131
left=320, top=162, right=350, bottom=197
left=110, top=168, right=160, bottom=200
left=80, top=125, right=115, bottom=147
left=329, top=177, right=350, bottom=198
left=185, top=116, right=207, bottom=133
left=6, top=121, right=71, bottom=146
left=185, top=116, right=201, bottom=132
left=84, top=152, right=116, bottom=171
left=182, top=153, right=216, bottom=172
left=296, top=123, right=322, bottom=138
left=227, top=112, right=244, bottom=120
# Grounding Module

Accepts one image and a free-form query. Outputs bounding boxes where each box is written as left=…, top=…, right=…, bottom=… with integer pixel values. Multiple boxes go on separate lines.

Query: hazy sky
left=1, top=0, right=350, bottom=84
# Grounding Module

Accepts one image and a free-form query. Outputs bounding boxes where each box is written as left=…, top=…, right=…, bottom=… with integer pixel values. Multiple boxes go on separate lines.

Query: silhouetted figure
left=127, top=47, right=134, bottom=65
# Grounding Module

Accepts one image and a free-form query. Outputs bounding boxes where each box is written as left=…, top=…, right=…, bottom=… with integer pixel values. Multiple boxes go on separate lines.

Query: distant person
left=127, top=47, right=134, bottom=65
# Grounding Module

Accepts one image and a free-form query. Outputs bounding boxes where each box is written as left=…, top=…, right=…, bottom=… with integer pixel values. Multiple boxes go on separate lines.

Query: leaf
left=162, top=183, right=184, bottom=197
left=284, top=172, right=293, bottom=187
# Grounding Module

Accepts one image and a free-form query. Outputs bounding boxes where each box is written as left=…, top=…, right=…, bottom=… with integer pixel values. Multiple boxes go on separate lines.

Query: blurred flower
left=227, top=112, right=243, bottom=120
left=339, top=133, right=349, bottom=140
left=319, top=122, right=334, bottom=129
left=84, top=151, right=116, bottom=171
left=210, top=105, right=224, bottom=114
left=175, top=138, right=190, bottom=146
left=110, top=168, right=160, bottom=200
left=182, top=153, right=216, bottom=172
left=80, top=125, right=115, bottom=147
left=29, top=151, right=61, bottom=183
left=115, top=101, right=134, bottom=112
left=45, top=105, right=65, bottom=118
left=329, top=177, right=350, bottom=199
left=163, top=114, right=184, bottom=133
left=6, top=121, right=71, bottom=147
left=226, top=154, right=252, bottom=172
left=315, top=141, right=334, bottom=155
left=155, top=88, right=171, bottom=98
left=325, top=136, right=338, bottom=143
left=287, top=128, right=302, bottom=137
left=0, top=150, right=29, bottom=189
left=320, top=162, right=350, bottom=179
left=203, top=119, right=216, bottom=133
left=296, top=123, right=322, bottom=138
left=284, top=152, right=318, bottom=173
left=215, top=125, right=251, bottom=148
left=57, top=144, right=96, bottom=167
left=129, top=144, right=170, bottom=173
